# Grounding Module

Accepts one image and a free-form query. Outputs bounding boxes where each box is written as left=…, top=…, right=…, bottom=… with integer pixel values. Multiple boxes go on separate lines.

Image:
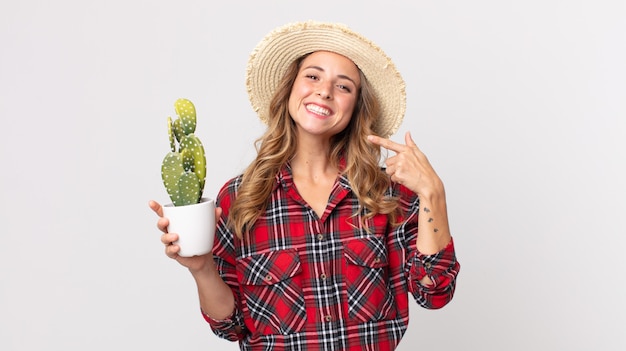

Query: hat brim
left=246, top=21, right=406, bottom=138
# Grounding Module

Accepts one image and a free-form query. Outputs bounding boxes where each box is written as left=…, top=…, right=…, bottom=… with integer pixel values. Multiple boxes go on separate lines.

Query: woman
left=150, top=21, right=460, bottom=350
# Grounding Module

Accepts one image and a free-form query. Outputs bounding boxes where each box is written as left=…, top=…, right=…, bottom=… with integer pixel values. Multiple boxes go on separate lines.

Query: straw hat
left=246, top=20, right=406, bottom=138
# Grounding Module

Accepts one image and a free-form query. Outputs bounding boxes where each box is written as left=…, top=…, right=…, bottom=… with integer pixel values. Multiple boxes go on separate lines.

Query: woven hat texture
left=246, top=20, right=406, bottom=138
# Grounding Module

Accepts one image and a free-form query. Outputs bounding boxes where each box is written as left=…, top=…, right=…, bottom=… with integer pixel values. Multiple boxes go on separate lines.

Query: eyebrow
left=303, top=65, right=359, bottom=87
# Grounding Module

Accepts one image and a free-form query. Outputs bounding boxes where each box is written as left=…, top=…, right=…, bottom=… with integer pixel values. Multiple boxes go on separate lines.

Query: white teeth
left=306, top=104, right=330, bottom=116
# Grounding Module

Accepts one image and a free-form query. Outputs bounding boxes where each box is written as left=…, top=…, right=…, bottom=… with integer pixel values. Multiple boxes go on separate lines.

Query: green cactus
left=161, top=98, right=207, bottom=206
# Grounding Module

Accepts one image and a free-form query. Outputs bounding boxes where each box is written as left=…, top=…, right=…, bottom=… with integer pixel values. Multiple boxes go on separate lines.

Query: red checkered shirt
left=203, top=163, right=460, bottom=350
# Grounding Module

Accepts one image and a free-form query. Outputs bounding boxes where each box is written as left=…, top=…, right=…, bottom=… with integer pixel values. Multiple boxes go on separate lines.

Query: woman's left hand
left=367, top=131, right=443, bottom=197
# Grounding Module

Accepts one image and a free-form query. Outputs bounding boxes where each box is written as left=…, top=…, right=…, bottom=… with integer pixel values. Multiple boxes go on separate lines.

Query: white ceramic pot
left=162, top=197, right=216, bottom=257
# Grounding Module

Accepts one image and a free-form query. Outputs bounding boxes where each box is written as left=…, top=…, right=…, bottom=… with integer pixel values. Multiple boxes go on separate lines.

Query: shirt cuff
left=202, top=307, right=235, bottom=325
left=412, top=238, right=457, bottom=288
left=201, top=306, right=246, bottom=341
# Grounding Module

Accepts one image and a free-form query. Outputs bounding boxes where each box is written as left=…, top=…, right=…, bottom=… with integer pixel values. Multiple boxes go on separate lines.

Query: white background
left=1, top=1, right=625, bottom=350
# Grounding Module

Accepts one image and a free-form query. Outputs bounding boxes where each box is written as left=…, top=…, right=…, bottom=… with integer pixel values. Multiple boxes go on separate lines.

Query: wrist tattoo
left=423, top=207, right=439, bottom=232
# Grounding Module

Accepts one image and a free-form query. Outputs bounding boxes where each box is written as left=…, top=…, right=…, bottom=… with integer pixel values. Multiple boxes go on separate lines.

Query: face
left=288, top=51, right=361, bottom=139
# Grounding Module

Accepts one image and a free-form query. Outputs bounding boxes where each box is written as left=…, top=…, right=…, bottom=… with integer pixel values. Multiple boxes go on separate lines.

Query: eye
left=305, top=74, right=319, bottom=81
left=337, top=84, right=351, bottom=93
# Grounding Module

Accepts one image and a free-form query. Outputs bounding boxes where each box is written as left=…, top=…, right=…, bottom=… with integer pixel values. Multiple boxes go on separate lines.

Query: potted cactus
left=160, top=98, right=215, bottom=257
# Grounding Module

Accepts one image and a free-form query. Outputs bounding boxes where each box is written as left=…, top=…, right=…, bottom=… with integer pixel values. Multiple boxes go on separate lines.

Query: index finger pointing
left=367, top=135, right=404, bottom=153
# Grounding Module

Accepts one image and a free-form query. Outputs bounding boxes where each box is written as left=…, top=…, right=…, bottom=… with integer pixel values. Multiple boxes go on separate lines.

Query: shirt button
left=374, top=256, right=381, bottom=263
left=317, top=234, right=324, bottom=241
left=320, top=273, right=327, bottom=280
left=424, top=263, right=432, bottom=269
left=324, top=315, right=332, bottom=322
left=265, top=275, right=272, bottom=281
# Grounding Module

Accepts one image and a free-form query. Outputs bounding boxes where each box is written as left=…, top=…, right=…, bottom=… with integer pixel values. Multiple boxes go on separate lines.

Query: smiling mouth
left=305, top=104, right=331, bottom=116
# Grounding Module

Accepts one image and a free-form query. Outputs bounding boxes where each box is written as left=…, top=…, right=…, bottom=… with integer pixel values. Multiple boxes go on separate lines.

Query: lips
left=305, top=103, right=331, bottom=116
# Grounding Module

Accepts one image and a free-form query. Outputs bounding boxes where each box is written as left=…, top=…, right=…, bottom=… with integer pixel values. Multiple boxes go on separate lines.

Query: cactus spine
left=161, top=98, right=206, bottom=206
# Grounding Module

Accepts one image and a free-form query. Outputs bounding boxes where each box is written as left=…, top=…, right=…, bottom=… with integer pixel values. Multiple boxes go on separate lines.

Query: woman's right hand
left=148, top=200, right=219, bottom=273
left=149, top=200, right=236, bottom=321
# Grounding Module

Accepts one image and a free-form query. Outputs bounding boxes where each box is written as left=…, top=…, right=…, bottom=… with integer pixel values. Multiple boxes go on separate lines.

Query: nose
left=317, top=83, right=332, bottom=100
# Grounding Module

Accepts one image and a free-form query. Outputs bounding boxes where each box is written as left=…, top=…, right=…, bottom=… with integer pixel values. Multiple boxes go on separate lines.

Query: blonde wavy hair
left=229, top=54, right=398, bottom=238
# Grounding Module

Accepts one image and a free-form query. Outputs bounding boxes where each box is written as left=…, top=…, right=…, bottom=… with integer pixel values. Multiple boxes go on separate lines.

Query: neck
left=291, top=133, right=336, bottom=178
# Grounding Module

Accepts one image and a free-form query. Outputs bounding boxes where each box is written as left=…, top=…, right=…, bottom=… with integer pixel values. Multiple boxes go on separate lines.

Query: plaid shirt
left=204, top=163, right=460, bottom=350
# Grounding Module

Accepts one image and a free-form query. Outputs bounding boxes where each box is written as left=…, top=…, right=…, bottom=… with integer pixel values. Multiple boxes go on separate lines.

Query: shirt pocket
left=344, top=236, right=396, bottom=323
left=237, top=249, right=306, bottom=335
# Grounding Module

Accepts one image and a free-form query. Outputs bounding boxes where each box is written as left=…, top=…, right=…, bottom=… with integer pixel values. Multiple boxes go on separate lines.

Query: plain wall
left=1, top=1, right=625, bottom=350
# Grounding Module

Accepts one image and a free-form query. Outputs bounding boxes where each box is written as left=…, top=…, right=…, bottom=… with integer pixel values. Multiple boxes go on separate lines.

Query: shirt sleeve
left=200, top=177, right=248, bottom=341
left=399, top=186, right=461, bottom=310
left=409, top=238, right=460, bottom=309
left=201, top=305, right=246, bottom=341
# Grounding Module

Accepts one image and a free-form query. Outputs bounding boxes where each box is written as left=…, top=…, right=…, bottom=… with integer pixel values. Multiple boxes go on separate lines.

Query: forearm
left=416, top=181, right=452, bottom=255
left=190, top=258, right=236, bottom=320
